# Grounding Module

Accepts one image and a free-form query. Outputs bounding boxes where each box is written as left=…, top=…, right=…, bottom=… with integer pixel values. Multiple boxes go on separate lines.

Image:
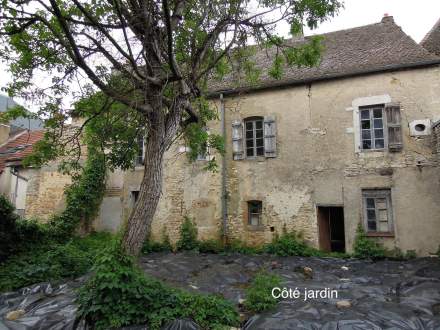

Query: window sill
left=360, top=148, right=386, bottom=153
left=247, top=225, right=265, bottom=232
left=366, top=232, right=394, bottom=238
left=244, top=156, right=266, bottom=162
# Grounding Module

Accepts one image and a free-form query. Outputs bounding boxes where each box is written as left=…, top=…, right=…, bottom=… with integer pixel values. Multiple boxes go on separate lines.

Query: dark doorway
left=317, top=206, right=345, bottom=253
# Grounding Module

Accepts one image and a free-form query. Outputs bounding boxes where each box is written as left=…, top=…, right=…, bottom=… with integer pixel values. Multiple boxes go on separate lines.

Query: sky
left=0, top=0, right=439, bottom=111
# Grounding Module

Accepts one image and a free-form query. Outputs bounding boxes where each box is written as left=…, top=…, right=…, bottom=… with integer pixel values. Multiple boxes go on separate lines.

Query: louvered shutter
left=232, top=120, right=244, bottom=160
left=264, top=115, right=277, bottom=158
left=385, top=103, right=403, bottom=152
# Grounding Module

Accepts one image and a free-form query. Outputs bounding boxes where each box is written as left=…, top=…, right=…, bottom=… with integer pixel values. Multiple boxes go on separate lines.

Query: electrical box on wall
left=409, top=119, right=431, bottom=137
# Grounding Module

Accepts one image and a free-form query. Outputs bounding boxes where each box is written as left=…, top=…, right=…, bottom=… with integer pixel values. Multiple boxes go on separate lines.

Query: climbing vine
left=47, top=145, right=106, bottom=239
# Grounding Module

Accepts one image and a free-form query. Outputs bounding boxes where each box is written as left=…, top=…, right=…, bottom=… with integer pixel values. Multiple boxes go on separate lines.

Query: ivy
left=47, top=148, right=106, bottom=239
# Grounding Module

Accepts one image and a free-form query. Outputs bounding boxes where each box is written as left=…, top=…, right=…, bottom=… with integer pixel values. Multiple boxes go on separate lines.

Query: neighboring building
left=15, top=16, right=440, bottom=256
left=421, top=18, right=440, bottom=56
left=0, top=95, right=47, bottom=216
left=0, top=94, right=43, bottom=134
left=0, top=130, right=45, bottom=216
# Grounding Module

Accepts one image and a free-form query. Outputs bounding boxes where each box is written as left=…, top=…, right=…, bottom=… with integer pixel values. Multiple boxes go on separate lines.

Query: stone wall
left=25, top=165, right=72, bottom=221
left=88, top=65, right=440, bottom=256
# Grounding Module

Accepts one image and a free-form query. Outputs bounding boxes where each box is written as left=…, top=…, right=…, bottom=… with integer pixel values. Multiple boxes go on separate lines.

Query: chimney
left=382, top=14, right=394, bottom=24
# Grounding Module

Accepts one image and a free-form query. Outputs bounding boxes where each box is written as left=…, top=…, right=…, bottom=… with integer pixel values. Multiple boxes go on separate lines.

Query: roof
left=421, top=18, right=440, bottom=56
left=209, top=16, right=440, bottom=96
left=0, top=94, right=43, bottom=132
left=0, top=130, right=44, bottom=173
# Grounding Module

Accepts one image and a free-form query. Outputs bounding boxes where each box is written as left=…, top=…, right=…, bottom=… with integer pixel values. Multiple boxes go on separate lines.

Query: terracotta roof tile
left=209, top=16, right=440, bottom=95
left=0, top=130, right=44, bottom=173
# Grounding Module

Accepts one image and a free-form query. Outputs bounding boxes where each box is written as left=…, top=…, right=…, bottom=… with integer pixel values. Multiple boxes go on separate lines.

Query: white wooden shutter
left=232, top=119, right=244, bottom=160
left=264, top=115, right=277, bottom=158
left=385, top=103, right=403, bottom=152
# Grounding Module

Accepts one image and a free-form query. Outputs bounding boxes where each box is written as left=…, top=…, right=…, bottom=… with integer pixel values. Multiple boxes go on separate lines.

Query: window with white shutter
left=245, top=117, right=264, bottom=157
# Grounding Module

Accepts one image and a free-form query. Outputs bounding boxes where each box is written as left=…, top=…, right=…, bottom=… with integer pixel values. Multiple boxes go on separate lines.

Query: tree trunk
left=121, top=129, right=165, bottom=256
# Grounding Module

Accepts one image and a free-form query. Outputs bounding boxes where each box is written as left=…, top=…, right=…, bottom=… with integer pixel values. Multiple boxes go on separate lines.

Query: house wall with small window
left=117, top=65, right=440, bottom=256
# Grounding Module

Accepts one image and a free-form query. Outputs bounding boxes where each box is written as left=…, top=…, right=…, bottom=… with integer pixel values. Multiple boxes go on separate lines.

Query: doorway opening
left=317, top=206, right=345, bottom=253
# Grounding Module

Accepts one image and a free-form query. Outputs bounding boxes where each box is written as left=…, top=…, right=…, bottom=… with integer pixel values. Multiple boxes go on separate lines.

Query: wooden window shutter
left=232, top=119, right=244, bottom=160
left=385, top=103, right=403, bottom=152
left=264, top=115, right=277, bottom=158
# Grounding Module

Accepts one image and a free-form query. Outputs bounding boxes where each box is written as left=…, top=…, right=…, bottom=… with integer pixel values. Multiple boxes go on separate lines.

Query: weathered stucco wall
left=116, top=65, right=440, bottom=255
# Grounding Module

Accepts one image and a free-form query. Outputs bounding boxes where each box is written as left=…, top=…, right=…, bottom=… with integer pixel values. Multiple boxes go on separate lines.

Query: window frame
left=196, top=128, right=211, bottom=161
left=359, top=104, right=388, bottom=152
left=244, top=117, right=265, bottom=158
left=135, top=135, right=145, bottom=166
left=362, top=189, right=394, bottom=235
left=247, top=200, right=263, bottom=227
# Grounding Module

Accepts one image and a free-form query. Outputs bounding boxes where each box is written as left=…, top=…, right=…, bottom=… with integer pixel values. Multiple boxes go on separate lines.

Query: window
left=245, top=117, right=264, bottom=157
left=135, top=135, right=144, bottom=166
left=130, top=190, right=140, bottom=209
left=362, top=189, right=393, bottom=233
left=357, top=102, right=403, bottom=152
left=360, top=105, right=386, bottom=150
left=232, top=116, right=277, bottom=160
left=196, top=128, right=210, bottom=161
left=248, top=200, right=262, bottom=226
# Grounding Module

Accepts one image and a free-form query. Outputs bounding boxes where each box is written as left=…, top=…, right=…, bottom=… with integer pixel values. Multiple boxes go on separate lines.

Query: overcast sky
left=1, top=0, right=439, bottom=110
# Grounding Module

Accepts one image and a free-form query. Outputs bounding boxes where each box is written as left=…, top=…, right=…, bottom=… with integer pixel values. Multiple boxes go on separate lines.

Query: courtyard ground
left=1, top=252, right=440, bottom=329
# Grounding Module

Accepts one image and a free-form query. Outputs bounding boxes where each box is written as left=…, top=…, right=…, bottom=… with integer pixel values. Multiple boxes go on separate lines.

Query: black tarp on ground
left=1, top=252, right=440, bottom=329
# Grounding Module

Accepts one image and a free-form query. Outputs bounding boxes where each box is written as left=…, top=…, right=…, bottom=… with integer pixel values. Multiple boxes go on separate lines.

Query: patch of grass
left=0, top=232, right=112, bottom=292
left=244, top=271, right=282, bottom=313
left=353, top=224, right=386, bottom=259
left=77, top=241, right=239, bottom=330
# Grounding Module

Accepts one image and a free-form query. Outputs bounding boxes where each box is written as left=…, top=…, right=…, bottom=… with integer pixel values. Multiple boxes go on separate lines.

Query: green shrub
left=225, top=239, right=263, bottom=255
left=405, top=250, right=417, bottom=259
left=0, top=195, right=20, bottom=262
left=264, top=232, right=321, bottom=257
left=197, top=239, right=225, bottom=253
left=0, top=232, right=111, bottom=292
left=244, top=271, right=282, bottom=313
left=353, top=224, right=386, bottom=259
left=142, top=240, right=172, bottom=253
left=77, top=241, right=239, bottom=329
left=0, top=196, right=48, bottom=263
left=176, top=216, right=198, bottom=251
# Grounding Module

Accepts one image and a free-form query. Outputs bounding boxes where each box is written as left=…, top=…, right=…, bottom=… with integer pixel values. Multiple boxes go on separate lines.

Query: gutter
left=207, top=59, right=440, bottom=98
left=220, top=93, right=228, bottom=243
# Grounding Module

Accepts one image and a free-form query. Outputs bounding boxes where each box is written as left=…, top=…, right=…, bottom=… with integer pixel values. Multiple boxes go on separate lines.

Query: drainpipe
left=220, top=93, right=228, bottom=244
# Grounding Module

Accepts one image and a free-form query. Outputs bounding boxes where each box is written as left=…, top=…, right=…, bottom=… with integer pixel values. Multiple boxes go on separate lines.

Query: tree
left=0, top=0, right=341, bottom=256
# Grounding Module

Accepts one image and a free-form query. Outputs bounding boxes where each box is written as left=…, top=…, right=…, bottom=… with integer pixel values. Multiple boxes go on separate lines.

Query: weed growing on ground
left=353, top=224, right=386, bottom=259
left=0, top=232, right=112, bottom=292
left=77, top=241, right=239, bottom=329
left=176, top=216, right=198, bottom=251
left=244, top=271, right=282, bottom=313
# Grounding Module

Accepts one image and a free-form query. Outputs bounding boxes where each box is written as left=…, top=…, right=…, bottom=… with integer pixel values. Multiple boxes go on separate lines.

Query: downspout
left=220, top=93, right=228, bottom=244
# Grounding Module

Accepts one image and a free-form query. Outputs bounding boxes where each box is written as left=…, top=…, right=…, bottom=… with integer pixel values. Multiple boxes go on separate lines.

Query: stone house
left=11, top=16, right=440, bottom=256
